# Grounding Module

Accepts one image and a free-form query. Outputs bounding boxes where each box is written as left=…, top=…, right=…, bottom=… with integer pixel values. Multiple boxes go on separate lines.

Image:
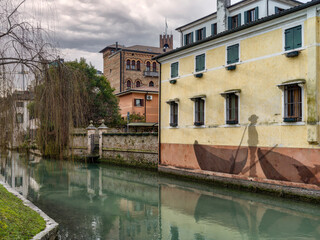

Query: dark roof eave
left=116, top=89, right=159, bottom=96
left=155, top=0, right=319, bottom=61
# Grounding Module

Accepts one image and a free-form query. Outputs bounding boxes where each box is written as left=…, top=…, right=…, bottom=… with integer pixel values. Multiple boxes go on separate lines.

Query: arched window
left=136, top=81, right=141, bottom=88
left=137, top=61, right=141, bottom=71
left=131, top=60, right=135, bottom=70
left=127, top=80, right=132, bottom=88
left=149, top=81, right=154, bottom=87
left=126, top=60, right=130, bottom=70
left=152, top=62, right=157, bottom=72
left=146, top=61, right=151, bottom=72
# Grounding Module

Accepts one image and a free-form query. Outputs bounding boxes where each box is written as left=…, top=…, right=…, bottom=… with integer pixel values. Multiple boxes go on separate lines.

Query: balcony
left=144, top=71, right=159, bottom=77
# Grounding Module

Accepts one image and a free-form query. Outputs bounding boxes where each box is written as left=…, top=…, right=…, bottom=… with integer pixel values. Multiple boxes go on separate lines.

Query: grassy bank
left=0, top=184, right=46, bottom=240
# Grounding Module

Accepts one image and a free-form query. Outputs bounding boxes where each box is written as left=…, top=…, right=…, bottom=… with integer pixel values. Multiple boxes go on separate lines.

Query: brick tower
left=160, top=34, right=173, bottom=52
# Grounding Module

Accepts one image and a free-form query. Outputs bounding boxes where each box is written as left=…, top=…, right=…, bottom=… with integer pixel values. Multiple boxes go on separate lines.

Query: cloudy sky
left=31, top=0, right=310, bottom=71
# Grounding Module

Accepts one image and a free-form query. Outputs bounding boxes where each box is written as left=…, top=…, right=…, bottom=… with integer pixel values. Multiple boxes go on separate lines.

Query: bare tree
left=0, top=0, right=56, bottom=149
left=0, top=0, right=55, bottom=71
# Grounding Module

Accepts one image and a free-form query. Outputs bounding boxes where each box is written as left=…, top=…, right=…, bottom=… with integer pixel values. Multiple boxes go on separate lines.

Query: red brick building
left=100, top=35, right=173, bottom=123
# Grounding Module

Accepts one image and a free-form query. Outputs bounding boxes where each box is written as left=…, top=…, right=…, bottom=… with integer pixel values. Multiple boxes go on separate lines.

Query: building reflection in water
left=1, top=152, right=320, bottom=240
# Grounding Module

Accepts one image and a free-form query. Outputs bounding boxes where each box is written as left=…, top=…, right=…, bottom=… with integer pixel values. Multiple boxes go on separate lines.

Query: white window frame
left=168, top=101, right=179, bottom=128
left=224, top=93, right=241, bottom=126
left=170, top=61, right=180, bottom=80
left=280, top=83, right=305, bottom=125
left=225, top=42, right=241, bottom=66
left=194, top=52, right=207, bottom=74
left=192, top=97, right=206, bottom=128
left=282, top=22, right=304, bottom=53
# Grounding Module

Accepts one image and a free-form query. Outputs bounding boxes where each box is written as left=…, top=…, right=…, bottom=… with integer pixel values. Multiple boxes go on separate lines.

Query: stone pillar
left=87, top=120, right=97, bottom=155
left=98, top=120, right=108, bottom=158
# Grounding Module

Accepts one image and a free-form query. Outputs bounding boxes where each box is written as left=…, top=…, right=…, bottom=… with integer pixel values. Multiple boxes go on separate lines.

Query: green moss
left=0, top=185, right=46, bottom=239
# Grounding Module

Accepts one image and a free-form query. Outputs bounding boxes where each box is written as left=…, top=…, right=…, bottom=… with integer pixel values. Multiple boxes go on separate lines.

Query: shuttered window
left=228, top=14, right=241, bottom=30
left=194, top=98, right=205, bottom=126
left=226, top=94, right=239, bottom=124
left=195, top=54, right=205, bottom=72
left=284, top=84, right=302, bottom=122
left=227, top=44, right=239, bottom=64
left=170, top=102, right=178, bottom=127
left=211, top=23, right=217, bottom=36
left=196, top=27, right=206, bottom=41
left=184, top=32, right=194, bottom=46
left=285, top=25, right=302, bottom=51
left=244, top=7, right=259, bottom=24
left=171, top=62, right=179, bottom=78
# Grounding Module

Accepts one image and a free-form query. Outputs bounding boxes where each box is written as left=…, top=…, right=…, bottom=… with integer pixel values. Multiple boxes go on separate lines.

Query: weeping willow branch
left=34, top=61, right=89, bottom=159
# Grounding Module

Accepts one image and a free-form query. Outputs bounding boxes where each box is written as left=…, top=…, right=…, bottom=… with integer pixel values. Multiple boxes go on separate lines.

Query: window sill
left=281, top=121, right=305, bottom=126
left=193, top=69, right=207, bottom=75
left=283, top=49, right=302, bottom=58
left=222, top=124, right=241, bottom=128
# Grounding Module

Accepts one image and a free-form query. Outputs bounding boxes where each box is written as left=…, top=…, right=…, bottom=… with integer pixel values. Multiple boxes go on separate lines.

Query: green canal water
left=1, top=151, right=320, bottom=240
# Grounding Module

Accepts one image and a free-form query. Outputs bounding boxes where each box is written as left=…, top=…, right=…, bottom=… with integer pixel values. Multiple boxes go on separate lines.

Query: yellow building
left=155, top=0, right=320, bottom=190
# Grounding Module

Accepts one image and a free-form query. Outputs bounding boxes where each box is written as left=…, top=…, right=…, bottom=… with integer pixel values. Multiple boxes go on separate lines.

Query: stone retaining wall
left=101, top=132, right=158, bottom=168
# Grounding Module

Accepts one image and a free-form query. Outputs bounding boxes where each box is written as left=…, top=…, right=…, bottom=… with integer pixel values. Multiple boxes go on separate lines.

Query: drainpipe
left=267, top=0, right=269, bottom=16
left=156, top=60, right=161, bottom=165
left=145, top=91, right=148, bottom=122
left=120, top=51, right=122, bottom=92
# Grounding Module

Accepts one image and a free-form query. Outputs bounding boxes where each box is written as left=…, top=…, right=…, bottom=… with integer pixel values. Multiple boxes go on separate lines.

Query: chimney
left=217, top=0, right=230, bottom=33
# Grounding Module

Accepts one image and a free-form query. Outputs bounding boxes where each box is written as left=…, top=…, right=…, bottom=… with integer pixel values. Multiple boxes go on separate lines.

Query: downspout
left=145, top=91, right=148, bottom=122
left=156, top=59, right=161, bottom=165
left=267, top=0, right=269, bottom=16
left=120, top=51, right=122, bottom=92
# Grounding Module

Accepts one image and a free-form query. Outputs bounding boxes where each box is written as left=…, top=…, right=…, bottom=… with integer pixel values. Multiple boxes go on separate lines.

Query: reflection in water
left=1, top=151, right=320, bottom=240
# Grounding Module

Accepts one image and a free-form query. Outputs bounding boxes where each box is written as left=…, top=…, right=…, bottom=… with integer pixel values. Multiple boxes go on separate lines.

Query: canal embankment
left=0, top=181, right=58, bottom=240
left=159, top=165, right=320, bottom=203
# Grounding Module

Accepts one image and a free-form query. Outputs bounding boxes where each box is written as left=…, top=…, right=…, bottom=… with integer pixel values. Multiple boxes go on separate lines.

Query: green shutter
left=211, top=24, right=214, bottom=35
left=244, top=11, right=248, bottom=24
left=196, top=54, right=205, bottom=72
left=238, top=14, right=241, bottom=26
left=293, top=25, right=302, bottom=49
left=228, top=17, right=232, bottom=30
left=285, top=28, right=294, bottom=50
left=275, top=7, right=279, bottom=13
left=235, top=44, right=239, bottom=62
left=195, top=30, right=199, bottom=41
left=191, top=32, right=194, bottom=43
left=203, top=27, right=206, bottom=39
left=184, top=34, right=187, bottom=46
left=196, top=55, right=200, bottom=72
left=227, top=44, right=239, bottom=64
left=171, top=62, right=178, bottom=78
left=255, top=7, right=259, bottom=20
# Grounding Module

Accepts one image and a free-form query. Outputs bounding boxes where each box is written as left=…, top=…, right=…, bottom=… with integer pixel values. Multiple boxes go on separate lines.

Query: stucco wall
left=159, top=8, right=320, bottom=189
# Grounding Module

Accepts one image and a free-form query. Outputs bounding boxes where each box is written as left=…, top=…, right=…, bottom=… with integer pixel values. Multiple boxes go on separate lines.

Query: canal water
left=1, top=151, right=320, bottom=240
